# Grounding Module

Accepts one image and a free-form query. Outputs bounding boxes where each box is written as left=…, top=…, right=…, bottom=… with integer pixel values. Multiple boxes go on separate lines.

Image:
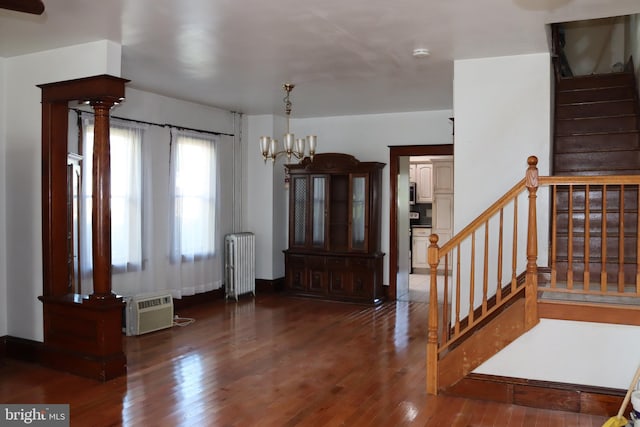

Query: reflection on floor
left=407, top=273, right=450, bottom=302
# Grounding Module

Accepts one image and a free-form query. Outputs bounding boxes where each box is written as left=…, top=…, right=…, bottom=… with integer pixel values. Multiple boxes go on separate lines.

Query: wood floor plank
left=0, top=295, right=611, bottom=426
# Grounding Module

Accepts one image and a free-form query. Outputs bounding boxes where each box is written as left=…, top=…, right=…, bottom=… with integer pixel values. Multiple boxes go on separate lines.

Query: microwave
left=409, top=182, right=416, bottom=205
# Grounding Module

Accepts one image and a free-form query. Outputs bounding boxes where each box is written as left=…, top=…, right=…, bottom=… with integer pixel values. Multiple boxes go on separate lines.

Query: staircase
left=425, top=155, right=640, bottom=415
left=554, top=68, right=640, bottom=176
left=553, top=66, right=640, bottom=287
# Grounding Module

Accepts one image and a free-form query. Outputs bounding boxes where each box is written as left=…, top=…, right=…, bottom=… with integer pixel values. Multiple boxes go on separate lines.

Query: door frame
left=388, top=144, right=454, bottom=300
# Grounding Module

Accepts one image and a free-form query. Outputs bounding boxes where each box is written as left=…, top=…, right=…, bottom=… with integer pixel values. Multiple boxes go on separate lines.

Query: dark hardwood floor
left=0, top=295, right=608, bottom=426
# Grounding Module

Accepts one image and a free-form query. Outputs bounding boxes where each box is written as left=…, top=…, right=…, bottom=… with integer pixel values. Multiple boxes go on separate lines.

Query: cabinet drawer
left=349, top=257, right=371, bottom=269
left=412, top=227, right=431, bottom=237
left=326, top=257, right=348, bottom=269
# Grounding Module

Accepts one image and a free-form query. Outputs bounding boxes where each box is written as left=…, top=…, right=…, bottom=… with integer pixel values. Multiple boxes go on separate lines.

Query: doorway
left=388, top=144, right=454, bottom=301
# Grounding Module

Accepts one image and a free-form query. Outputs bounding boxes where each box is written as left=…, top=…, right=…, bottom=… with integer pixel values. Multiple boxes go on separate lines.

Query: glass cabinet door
left=350, top=174, right=368, bottom=250
left=291, top=176, right=308, bottom=246
left=311, top=176, right=326, bottom=247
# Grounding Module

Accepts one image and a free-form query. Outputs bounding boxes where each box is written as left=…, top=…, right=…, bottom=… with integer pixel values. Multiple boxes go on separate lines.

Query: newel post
left=426, top=234, right=440, bottom=395
left=525, top=156, right=540, bottom=330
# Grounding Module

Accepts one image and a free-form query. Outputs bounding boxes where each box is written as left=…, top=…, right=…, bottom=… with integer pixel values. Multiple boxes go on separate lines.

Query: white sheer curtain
left=80, top=116, right=144, bottom=294
left=164, top=129, right=223, bottom=296
left=79, top=116, right=224, bottom=298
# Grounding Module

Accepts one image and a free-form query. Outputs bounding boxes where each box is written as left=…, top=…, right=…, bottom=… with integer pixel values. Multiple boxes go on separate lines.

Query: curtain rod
left=71, top=108, right=235, bottom=137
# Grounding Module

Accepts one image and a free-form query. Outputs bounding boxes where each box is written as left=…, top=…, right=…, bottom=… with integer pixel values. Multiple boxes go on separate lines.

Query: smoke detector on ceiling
left=412, top=48, right=431, bottom=58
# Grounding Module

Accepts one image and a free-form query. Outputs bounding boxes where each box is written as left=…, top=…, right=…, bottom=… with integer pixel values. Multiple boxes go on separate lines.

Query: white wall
left=564, top=17, right=627, bottom=75
left=4, top=40, right=121, bottom=341
left=454, top=53, right=551, bottom=239
left=630, top=14, right=640, bottom=98
left=0, top=57, right=7, bottom=337
left=245, top=110, right=453, bottom=283
left=245, top=114, right=289, bottom=280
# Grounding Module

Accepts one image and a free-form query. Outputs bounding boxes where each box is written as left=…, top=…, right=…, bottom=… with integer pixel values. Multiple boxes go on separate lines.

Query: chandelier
left=259, top=83, right=317, bottom=163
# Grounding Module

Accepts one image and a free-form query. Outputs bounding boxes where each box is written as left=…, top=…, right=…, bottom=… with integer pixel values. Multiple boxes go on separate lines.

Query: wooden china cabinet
left=284, top=153, right=385, bottom=304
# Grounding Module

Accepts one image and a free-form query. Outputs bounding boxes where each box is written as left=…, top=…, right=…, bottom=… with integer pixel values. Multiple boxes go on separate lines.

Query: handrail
left=439, top=178, right=526, bottom=254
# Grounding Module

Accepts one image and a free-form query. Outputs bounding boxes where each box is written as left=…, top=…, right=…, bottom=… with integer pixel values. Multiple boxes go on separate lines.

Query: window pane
left=172, top=134, right=216, bottom=258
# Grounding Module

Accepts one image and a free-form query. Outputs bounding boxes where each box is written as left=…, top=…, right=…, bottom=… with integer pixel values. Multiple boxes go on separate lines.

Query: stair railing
left=426, top=156, right=540, bottom=394
left=426, top=156, right=640, bottom=395
left=541, top=175, right=640, bottom=297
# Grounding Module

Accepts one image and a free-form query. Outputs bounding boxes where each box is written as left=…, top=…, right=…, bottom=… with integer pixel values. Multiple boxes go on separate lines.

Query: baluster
left=469, top=231, right=476, bottom=325
left=584, top=184, right=590, bottom=290
left=497, top=208, right=504, bottom=303
left=567, top=185, right=574, bottom=289
left=511, top=197, right=518, bottom=293
left=482, top=221, right=489, bottom=315
left=619, top=185, right=625, bottom=292
left=637, top=185, right=640, bottom=295
left=551, top=185, right=557, bottom=288
left=442, top=253, right=450, bottom=342
left=601, top=185, right=608, bottom=292
left=455, top=244, right=461, bottom=335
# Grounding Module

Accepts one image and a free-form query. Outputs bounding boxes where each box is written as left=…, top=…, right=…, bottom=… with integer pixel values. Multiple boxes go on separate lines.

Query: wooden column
left=525, top=156, right=540, bottom=331
left=38, top=75, right=129, bottom=381
left=90, top=100, right=114, bottom=300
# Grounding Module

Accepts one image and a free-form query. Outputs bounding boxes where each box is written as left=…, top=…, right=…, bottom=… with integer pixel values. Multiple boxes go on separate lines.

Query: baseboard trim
left=3, top=336, right=43, bottom=364
left=445, top=373, right=627, bottom=416
left=256, top=278, right=284, bottom=293
left=173, top=287, right=226, bottom=311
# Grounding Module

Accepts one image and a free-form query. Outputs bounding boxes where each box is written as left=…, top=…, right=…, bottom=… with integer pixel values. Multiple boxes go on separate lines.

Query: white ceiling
left=1, top=0, right=640, bottom=117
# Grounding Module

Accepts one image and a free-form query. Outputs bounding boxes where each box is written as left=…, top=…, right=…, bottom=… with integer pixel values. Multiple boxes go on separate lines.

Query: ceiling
left=1, top=0, right=640, bottom=117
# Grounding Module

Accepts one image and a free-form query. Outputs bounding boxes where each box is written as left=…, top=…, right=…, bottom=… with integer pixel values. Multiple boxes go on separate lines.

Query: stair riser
left=553, top=151, right=640, bottom=173
left=553, top=263, right=637, bottom=285
left=556, top=116, right=638, bottom=135
left=555, top=132, right=640, bottom=153
left=555, top=213, right=639, bottom=234
left=557, top=73, right=634, bottom=90
left=556, top=100, right=636, bottom=119
left=557, top=86, right=635, bottom=104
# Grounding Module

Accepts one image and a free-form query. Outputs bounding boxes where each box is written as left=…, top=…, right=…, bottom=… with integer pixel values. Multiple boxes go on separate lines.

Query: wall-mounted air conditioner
left=124, top=294, right=174, bottom=336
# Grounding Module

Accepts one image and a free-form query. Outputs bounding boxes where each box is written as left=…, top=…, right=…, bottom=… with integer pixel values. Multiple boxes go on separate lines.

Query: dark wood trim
left=388, top=144, right=454, bottom=300
left=173, top=279, right=284, bottom=311
left=0, top=336, right=6, bottom=359
left=256, top=278, right=284, bottom=293
left=39, top=294, right=126, bottom=381
left=39, top=75, right=130, bottom=381
left=445, top=373, right=627, bottom=417
left=4, top=336, right=44, bottom=364
left=173, top=288, right=225, bottom=311
left=539, top=300, right=640, bottom=326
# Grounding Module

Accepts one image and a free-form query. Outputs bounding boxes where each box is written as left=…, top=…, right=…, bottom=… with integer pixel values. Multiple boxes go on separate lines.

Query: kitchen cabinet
left=415, top=163, right=433, bottom=203
left=412, top=227, right=431, bottom=270
left=433, top=193, right=454, bottom=246
left=431, top=159, right=454, bottom=247
left=432, top=159, right=454, bottom=193
left=284, top=153, right=385, bottom=304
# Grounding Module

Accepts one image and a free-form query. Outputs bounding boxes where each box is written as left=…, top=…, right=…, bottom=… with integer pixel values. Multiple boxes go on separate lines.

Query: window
left=82, top=121, right=143, bottom=273
left=170, top=131, right=217, bottom=260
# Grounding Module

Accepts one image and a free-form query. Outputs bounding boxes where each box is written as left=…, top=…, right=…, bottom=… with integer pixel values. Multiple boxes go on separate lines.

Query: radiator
left=124, top=294, right=174, bottom=336
left=225, top=232, right=256, bottom=300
